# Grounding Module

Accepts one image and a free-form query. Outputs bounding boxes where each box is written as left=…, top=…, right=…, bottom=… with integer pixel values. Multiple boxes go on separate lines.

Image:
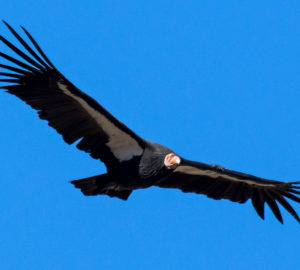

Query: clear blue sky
left=0, top=1, right=299, bottom=269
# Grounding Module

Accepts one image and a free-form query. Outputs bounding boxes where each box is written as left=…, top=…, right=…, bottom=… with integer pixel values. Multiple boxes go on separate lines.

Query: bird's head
left=164, top=153, right=181, bottom=170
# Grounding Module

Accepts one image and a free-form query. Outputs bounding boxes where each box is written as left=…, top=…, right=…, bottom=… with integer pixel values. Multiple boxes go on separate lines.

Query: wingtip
left=292, top=211, right=300, bottom=224
left=2, top=20, right=14, bottom=31
left=19, top=25, right=55, bottom=69
left=20, top=25, right=28, bottom=34
left=20, top=25, right=26, bottom=31
left=258, top=212, right=265, bottom=221
left=278, top=216, right=284, bottom=224
left=2, top=20, right=15, bottom=31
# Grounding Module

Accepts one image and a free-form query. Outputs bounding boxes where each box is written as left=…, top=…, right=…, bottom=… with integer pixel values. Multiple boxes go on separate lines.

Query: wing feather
left=0, top=22, right=145, bottom=169
left=157, top=158, right=300, bottom=223
left=264, top=190, right=283, bottom=224
left=2, top=21, right=49, bottom=68
left=251, top=189, right=265, bottom=220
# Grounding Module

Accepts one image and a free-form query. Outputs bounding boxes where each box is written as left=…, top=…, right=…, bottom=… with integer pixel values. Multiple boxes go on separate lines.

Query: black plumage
left=1, top=21, right=299, bottom=224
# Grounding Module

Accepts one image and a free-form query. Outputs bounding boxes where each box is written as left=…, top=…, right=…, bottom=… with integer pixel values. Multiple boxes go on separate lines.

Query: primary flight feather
left=1, top=21, right=299, bottom=223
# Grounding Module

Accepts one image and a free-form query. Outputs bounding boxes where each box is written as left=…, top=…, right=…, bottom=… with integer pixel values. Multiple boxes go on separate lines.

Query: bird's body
left=1, top=21, right=300, bottom=223
left=73, top=142, right=176, bottom=199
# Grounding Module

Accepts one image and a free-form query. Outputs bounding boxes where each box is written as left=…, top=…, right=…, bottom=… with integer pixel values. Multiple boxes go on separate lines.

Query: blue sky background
left=0, top=1, right=299, bottom=269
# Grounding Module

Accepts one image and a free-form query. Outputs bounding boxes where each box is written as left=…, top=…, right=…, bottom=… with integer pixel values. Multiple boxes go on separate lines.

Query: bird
left=0, top=21, right=299, bottom=224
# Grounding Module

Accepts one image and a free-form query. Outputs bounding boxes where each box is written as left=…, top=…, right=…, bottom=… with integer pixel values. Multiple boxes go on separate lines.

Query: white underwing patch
left=58, top=82, right=143, bottom=161
left=175, top=165, right=276, bottom=187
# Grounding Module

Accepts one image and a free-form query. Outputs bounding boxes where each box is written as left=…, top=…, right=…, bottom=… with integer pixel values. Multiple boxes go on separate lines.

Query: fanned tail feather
left=70, top=174, right=132, bottom=200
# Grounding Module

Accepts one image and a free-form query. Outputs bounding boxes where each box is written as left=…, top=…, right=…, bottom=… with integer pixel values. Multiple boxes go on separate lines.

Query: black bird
left=1, top=22, right=299, bottom=224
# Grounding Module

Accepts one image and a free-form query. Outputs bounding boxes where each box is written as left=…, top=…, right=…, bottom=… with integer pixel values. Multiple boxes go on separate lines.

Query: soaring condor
left=1, top=21, right=299, bottom=224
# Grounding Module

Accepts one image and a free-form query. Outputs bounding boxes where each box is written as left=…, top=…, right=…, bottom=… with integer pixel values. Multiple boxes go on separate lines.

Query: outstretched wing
left=157, top=158, right=300, bottom=223
left=0, top=21, right=145, bottom=169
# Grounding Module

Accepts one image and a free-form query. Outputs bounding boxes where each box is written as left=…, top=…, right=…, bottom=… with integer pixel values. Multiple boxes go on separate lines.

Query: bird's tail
left=70, top=173, right=132, bottom=200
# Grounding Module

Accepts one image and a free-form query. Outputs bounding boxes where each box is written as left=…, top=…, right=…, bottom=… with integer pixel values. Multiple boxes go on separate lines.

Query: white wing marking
left=175, top=166, right=276, bottom=187
left=58, top=82, right=143, bottom=161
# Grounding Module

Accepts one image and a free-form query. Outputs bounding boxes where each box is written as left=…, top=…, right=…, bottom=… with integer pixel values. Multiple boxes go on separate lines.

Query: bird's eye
left=164, top=153, right=181, bottom=169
